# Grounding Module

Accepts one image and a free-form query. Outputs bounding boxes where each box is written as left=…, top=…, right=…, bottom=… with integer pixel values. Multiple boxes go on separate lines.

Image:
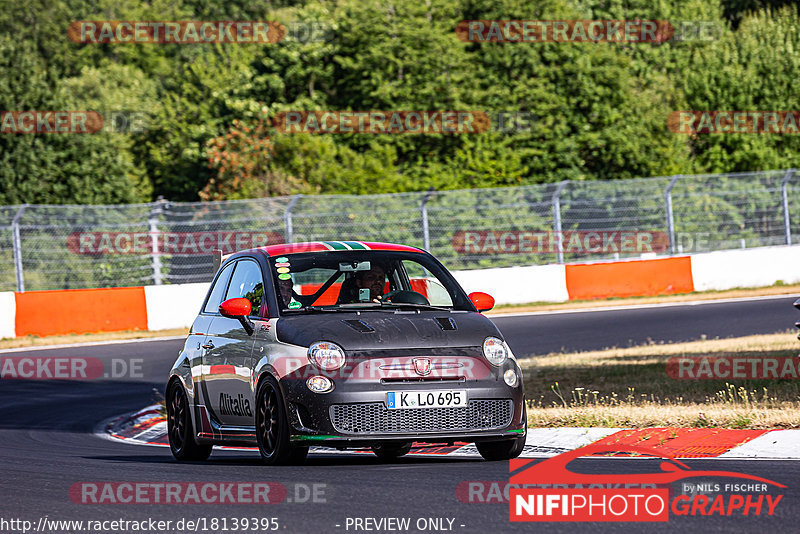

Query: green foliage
left=0, top=37, right=150, bottom=204
left=682, top=6, right=800, bottom=172
left=269, top=134, right=399, bottom=195
left=1, top=0, right=799, bottom=203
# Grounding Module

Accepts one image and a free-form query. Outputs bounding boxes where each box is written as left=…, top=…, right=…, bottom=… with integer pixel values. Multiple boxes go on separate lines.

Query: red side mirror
left=469, top=291, right=495, bottom=312
left=219, top=297, right=252, bottom=318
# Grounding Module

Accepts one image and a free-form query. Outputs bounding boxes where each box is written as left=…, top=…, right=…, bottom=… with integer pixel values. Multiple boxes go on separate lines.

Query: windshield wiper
left=283, top=303, right=453, bottom=313
left=379, top=302, right=452, bottom=312
left=281, top=306, right=350, bottom=313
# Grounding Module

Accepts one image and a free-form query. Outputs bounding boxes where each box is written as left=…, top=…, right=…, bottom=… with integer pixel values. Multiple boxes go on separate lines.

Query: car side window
left=203, top=262, right=235, bottom=314
left=225, top=260, right=264, bottom=317
left=401, top=259, right=454, bottom=307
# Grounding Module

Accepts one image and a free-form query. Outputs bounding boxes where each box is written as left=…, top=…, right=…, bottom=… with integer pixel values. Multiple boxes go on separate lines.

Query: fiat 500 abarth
left=166, top=241, right=526, bottom=465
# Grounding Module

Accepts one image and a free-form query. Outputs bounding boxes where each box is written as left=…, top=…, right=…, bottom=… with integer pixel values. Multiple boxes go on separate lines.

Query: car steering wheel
left=381, top=289, right=402, bottom=302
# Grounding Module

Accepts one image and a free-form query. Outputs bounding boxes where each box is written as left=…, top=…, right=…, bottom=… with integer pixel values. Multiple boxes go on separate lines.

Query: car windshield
left=270, top=250, right=471, bottom=313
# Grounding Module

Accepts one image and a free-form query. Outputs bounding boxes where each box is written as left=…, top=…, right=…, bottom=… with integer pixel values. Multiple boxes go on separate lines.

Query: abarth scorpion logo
left=412, top=358, right=432, bottom=376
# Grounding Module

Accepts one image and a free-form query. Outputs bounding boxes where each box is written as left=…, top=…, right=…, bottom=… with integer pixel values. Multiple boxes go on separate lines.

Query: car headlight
left=308, top=341, right=346, bottom=371
left=483, top=337, right=508, bottom=366
left=503, top=369, right=518, bottom=387
left=307, top=375, right=334, bottom=393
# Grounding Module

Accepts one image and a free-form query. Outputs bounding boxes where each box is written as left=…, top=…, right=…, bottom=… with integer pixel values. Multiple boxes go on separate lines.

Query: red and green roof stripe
left=260, top=241, right=421, bottom=256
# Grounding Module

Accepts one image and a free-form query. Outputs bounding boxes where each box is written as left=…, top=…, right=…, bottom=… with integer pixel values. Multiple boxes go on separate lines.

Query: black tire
left=371, top=442, right=412, bottom=462
left=256, top=376, right=307, bottom=466
left=167, top=381, right=212, bottom=461
left=476, top=434, right=525, bottom=461
left=477, top=406, right=527, bottom=461
left=288, top=445, right=310, bottom=465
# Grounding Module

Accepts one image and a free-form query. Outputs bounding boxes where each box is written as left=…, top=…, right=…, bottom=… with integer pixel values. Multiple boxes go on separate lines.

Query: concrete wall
left=2, top=245, right=798, bottom=338
left=144, top=283, right=209, bottom=331
left=691, top=245, right=800, bottom=291
left=0, top=292, right=15, bottom=339
left=452, top=264, right=569, bottom=304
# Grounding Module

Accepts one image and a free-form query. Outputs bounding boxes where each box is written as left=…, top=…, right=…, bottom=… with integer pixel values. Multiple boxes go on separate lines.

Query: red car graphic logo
left=510, top=443, right=786, bottom=487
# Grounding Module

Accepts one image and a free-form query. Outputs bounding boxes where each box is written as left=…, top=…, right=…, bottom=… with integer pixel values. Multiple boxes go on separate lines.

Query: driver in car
left=355, top=264, right=386, bottom=302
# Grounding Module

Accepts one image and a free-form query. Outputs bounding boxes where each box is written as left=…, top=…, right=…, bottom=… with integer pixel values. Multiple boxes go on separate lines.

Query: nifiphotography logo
left=509, top=443, right=785, bottom=522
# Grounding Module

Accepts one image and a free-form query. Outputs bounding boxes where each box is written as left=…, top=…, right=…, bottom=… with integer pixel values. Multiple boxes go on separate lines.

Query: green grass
left=519, top=332, right=800, bottom=428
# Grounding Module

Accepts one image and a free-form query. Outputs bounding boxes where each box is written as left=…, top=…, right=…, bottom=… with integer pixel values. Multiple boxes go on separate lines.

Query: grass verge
left=519, top=331, right=800, bottom=429
left=0, top=328, right=189, bottom=350
left=489, top=282, right=800, bottom=315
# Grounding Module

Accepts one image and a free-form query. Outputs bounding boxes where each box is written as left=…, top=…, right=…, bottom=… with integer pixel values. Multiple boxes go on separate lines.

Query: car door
left=193, top=261, right=234, bottom=430
left=203, top=258, right=263, bottom=427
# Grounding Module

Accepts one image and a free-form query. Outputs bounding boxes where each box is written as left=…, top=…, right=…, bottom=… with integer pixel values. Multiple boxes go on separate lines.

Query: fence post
left=665, top=175, right=681, bottom=254
left=284, top=194, right=302, bottom=243
left=781, top=169, right=795, bottom=246
left=11, top=204, right=28, bottom=292
left=551, top=181, right=569, bottom=263
left=148, top=199, right=165, bottom=285
left=420, top=187, right=435, bottom=251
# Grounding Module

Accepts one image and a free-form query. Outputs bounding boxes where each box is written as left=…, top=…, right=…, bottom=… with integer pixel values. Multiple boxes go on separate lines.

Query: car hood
left=275, top=310, right=502, bottom=351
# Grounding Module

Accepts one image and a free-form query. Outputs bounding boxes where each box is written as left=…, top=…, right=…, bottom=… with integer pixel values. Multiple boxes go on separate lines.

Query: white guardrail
left=142, top=245, right=800, bottom=331
left=1, top=245, right=799, bottom=337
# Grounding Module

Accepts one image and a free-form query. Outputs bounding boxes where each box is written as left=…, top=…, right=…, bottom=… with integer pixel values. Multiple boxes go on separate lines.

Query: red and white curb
left=97, top=405, right=800, bottom=459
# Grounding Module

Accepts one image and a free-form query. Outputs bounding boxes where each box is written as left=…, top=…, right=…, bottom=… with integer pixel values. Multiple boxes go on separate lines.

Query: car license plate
left=386, top=390, right=468, bottom=409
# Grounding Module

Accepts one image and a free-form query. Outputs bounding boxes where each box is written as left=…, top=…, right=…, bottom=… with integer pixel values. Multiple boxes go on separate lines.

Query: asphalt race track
left=498, top=294, right=800, bottom=357
left=1, top=295, right=798, bottom=533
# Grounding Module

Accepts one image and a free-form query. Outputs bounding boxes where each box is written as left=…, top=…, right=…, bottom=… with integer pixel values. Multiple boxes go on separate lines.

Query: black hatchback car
left=166, top=241, right=526, bottom=465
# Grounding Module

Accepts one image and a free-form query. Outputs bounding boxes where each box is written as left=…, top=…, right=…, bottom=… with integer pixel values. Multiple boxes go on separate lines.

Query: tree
left=681, top=6, right=800, bottom=172
left=0, top=37, right=150, bottom=204
left=202, top=119, right=303, bottom=199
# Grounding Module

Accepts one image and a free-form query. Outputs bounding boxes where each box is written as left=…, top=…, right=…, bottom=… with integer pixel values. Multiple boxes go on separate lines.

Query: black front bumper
left=280, top=359, right=525, bottom=446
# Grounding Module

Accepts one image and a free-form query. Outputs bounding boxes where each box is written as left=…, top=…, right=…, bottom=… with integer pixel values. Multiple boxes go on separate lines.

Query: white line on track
left=489, top=293, right=799, bottom=318
left=2, top=293, right=797, bottom=353
left=0, top=335, right=185, bottom=354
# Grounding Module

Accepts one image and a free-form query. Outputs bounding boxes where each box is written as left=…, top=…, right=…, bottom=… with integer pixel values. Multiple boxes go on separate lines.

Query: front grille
left=330, top=399, right=513, bottom=434
left=380, top=377, right=464, bottom=384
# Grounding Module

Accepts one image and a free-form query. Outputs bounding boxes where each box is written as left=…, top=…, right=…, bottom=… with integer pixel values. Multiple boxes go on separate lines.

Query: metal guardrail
left=1, top=169, right=798, bottom=292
